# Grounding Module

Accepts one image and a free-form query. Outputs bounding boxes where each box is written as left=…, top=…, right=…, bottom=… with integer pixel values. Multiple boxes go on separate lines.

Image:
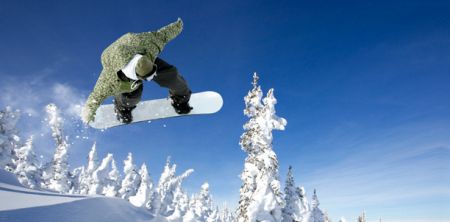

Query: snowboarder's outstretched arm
left=154, top=18, right=184, bottom=44
left=82, top=69, right=117, bottom=123
left=116, top=18, right=183, bottom=62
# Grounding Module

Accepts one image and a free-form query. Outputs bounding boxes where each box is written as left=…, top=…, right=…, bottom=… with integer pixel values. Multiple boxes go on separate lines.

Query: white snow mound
left=0, top=169, right=155, bottom=222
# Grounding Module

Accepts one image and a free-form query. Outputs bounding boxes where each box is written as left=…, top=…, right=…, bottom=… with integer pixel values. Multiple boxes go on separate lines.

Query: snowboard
left=89, top=91, right=223, bottom=129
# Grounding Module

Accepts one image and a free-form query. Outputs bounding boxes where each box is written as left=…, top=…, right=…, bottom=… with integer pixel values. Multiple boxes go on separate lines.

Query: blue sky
left=1, top=0, right=449, bottom=221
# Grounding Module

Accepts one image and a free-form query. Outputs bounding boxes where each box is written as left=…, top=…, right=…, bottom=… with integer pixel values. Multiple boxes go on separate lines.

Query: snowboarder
left=82, top=18, right=192, bottom=124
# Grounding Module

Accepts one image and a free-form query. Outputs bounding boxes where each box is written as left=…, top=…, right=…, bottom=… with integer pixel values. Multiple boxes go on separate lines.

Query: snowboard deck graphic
left=89, top=91, right=223, bottom=129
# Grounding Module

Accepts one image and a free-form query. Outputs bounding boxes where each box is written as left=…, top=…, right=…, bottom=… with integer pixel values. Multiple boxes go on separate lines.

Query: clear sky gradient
left=1, top=1, right=449, bottom=221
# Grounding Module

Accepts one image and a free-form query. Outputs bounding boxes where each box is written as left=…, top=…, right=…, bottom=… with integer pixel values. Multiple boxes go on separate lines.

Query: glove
left=81, top=105, right=95, bottom=124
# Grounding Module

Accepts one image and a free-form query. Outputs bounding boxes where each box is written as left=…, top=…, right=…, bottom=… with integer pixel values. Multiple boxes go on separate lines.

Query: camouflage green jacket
left=82, top=18, right=183, bottom=123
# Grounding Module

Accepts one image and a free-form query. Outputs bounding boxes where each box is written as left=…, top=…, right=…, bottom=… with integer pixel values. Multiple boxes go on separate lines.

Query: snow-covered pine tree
left=164, top=168, right=194, bottom=217
left=183, top=204, right=198, bottom=222
left=157, top=157, right=194, bottom=217
left=149, top=188, right=162, bottom=216
left=43, top=104, right=71, bottom=193
left=357, top=210, right=366, bottom=222
left=323, top=210, right=331, bottom=222
left=282, top=166, right=302, bottom=222
left=89, top=153, right=114, bottom=195
left=190, top=182, right=214, bottom=221
left=118, top=152, right=141, bottom=200
left=13, top=136, right=42, bottom=189
left=303, top=189, right=327, bottom=222
left=219, top=205, right=235, bottom=222
left=86, top=142, right=99, bottom=173
left=0, top=107, right=21, bottom=172
left=69, top=166, right=84, bottom=194
left=237, top=73, right=287, bottom=222
left=207, top=206, right=220, bottom=222
left=129, top=163, right=154, bottom=208
left=78, top=142, right=99, bottom=194
left=156, top=157, right=178, bottom=215
left=167, top=186, right=190, bottom=222
left=70, top=144, right=119, bottom=196
left=338, top=217, right=346, bottom=222
left=157, top=156, right=176, bottom=196
left=103, top=158, right=120, bottom=197
left=310, top=189, right=319, bottom=209
left=297, top=186, right=310, bottom=214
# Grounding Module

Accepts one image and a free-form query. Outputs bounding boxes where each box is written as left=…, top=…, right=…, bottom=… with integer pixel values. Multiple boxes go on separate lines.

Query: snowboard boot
left=114, top=102, right=135, bottom=124
left=170, top=93, right=193, bottom=114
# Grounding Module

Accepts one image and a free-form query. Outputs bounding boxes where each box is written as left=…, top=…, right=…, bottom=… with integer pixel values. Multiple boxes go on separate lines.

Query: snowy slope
left=0, top=169, right=157, bottom=222
left=0, top=169, right=22, bottom=187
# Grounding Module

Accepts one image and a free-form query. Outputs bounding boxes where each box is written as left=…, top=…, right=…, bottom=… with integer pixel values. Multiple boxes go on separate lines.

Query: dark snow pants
left=114, top=57, right=191, bottom=109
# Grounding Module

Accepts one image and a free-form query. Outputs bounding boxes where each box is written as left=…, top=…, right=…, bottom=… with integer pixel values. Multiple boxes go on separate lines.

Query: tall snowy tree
left=183, top=204, right=198, bottom=222
left=157, top=157, right=194, bottom=217
left=86, top=142, right=99, bottom=173
left=167, top=186, right=190, bottom=222
left=323, top=210, right=331, bottom=222
left=357, top=210, right=366, bottom=222
left=43, top=104, right=71, bottom=193
left=157, top=157, right=176, bottom=194
left=237, top=73, right=287, bottom=222
left=303, top=190, right=327, bottom=222
left=118, top=152, right=141, bottom=200
left=338, top=218, right=346, bottom=222
left=297, top=186, right=310, bottom=214
left=157, top=157, right=179, bottom=215
left=149, top=188, right=162, bottom=216
left=282, top=166, right=302, bottom=222
left=69, top=166, right=84, bottom=194
left=164, top=169, right=193, bottom=217
left=207, top=206, right=220, bottom=222
left=310, top=189, right=319, bottom=209
left=190, top=182, right=214, bottom=221
left=0, top=107, right=21, bottom=172
left=89, top=153, right=114, bottom=195
left=13, top=136, right=42, bottom=189
left=129, top=163, right=154, bottom=208
left=78, top=142, right=99, bottom=194
left=103, top=158, right=120, bottom=197
left=69, top=144, right=119, bottom=196
left=219, top=205, right=235, bottom=222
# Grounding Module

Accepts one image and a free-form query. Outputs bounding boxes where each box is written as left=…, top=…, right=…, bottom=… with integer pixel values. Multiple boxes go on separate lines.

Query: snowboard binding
left=170, top=93, right=193, bottom=114
left=114, top=101, right=135, bottom=124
